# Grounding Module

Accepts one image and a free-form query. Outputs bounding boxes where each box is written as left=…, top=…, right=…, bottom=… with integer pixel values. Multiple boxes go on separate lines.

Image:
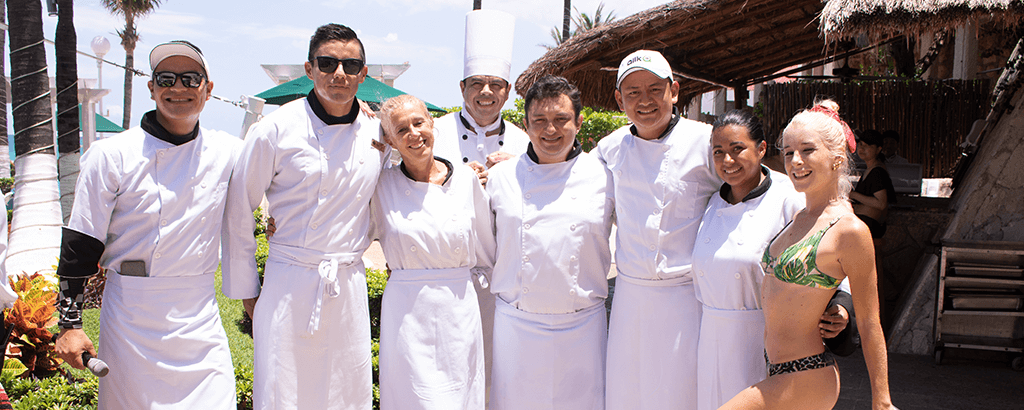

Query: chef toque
left=463, top=9, right=515, bottom=82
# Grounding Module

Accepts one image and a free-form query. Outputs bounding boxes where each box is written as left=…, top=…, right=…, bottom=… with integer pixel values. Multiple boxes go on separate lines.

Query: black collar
left=526, top=139, right=583, bottom=164
left=459, top=112, right=505, bottom=136
left=629, top=107, right=680, bottom=141
left=307, top=90, right=359, bottom=125
left=140, top=110, right=198, bottom=146
left=400, top=156, right=454, bottom=185
left=720, top=165, right=772, bottom=203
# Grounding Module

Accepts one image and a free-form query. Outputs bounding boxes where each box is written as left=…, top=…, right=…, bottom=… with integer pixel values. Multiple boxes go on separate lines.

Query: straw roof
left=821, top=0, right=1024, bottom=42
left=515, top=0, right=844, bottom=111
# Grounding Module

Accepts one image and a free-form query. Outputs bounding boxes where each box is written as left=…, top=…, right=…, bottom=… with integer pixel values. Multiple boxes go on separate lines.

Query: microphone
left=82, top=352, right=109, bottom=377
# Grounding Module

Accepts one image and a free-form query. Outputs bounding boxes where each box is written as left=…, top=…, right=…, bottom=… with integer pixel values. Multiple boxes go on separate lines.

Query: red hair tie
left=810, top=105, right=856, bottom=153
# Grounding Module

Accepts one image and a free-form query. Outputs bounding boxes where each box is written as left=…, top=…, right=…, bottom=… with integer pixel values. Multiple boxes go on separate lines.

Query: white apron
left=379, top=267, right=484, bottom=410
left=696, top=306, right=766, bottom=410
left=98, top=272, right=234, bottom=410
left=254, top=243, right=372, bottom=410
left=605, top=274, right=700, bottom=410
left=491, top=299, right=607, bottom=410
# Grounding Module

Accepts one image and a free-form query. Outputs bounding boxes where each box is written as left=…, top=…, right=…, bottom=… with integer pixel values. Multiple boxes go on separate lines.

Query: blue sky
left=14, top=0, right=667, bottom=136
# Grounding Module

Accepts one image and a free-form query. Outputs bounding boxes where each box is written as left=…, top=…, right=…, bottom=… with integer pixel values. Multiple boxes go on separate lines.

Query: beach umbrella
left=79, top=104, right=125, bottom=133
left=256, top=75, right=445, bottom=112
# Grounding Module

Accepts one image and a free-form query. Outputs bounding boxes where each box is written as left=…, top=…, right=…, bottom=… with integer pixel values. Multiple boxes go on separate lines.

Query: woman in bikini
left=719, top=101, right=898, bottom=410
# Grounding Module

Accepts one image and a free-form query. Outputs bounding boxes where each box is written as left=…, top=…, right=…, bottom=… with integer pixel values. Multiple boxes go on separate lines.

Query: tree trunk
left=7, top=0, right=63, bottom=277
left=56, top=0, right=80, bottom=223
left=120, top=12, right=136, bottom=129
left=562, top=0, right=571, bottom=42
left=473, top=0, right=481, bottom=10
left=0, top=0, right=10, bottom=179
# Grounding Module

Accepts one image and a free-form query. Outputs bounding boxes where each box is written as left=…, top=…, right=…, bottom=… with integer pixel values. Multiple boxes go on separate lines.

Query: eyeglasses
left=153, top=71, right=206, bottom=88
left=314, top=56, right=364, bottom=75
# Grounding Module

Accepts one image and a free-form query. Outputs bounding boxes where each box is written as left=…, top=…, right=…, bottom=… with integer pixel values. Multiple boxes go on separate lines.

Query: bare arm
left=850, top=188, right=888, bottom=211
left=838, top=219, right=897, bottom=410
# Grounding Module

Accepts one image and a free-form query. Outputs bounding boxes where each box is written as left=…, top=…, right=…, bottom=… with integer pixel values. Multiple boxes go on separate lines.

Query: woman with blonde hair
left=720, top=100, right=897, bottom=410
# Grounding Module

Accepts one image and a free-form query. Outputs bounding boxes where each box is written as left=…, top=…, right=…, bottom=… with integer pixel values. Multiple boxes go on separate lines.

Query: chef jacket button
left=571, top=196, right=576, bottom=200
left=405, top=190, right=411, bottom=196
left=349, top=229, right=354, bottom=234
left=462, top=135, right=468, bottom=140
left=737, top=240, right=744, bottom=245
left=357, top=194, right=362, bottom=200
left=201, top=182, right=207, bottom=189
left=735, top=273, right=741, bottom=279
left=524, top=223, right=531, bottom=229
left=463, top=157, right=469, bottom=163
left=477, top=144, right=484, bottom=152
left=198, top=251, right=203, bottom=257
left=195, top=151, right=200, bottom=156
left=654, top=209, right=661, bottom=215
left=317, top=130, right=323, bottom=135
left=324, top=153, right=330, bottom=160
left=160, top=219, right=168, bottom=226
left=158, top=151, right=165, bottom=157
left=522, top=287, right=529, bottom=293
left=321, top=190, right=328, bottom=196
left=154, top=252, right=162, bottom=259
left=699, top=271, right=704, bottom=277
left=616, top=170, right=622, bottom=175
left=716, top=211, right=723, bottom=217
left=201, top=217, right=206, bottom=223
left=311, top=223, right=318, bottom=229
left=498, top=140, right=504, bottom=146
left=522, top=256, right=529, bottom=262
left=525, top=193, right=531, bottom=199
left=455, top=247, right=461, bottom=253
left=704, top=237, right=710, bottom=243
left=527, top=166, right=534, bottom=172
left=649, top=245, right=656, bottom=251
left=569, top=289, right=577, bottom=296
left=411, top=246, right=417, bottom=252
left=570, top=255, right=577, bottom=262
left=570, top=224, right=576, bottom=231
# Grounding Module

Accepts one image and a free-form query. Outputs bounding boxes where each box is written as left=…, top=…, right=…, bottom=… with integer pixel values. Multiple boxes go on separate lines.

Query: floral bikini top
left=761, top=216, right=844, bottom=290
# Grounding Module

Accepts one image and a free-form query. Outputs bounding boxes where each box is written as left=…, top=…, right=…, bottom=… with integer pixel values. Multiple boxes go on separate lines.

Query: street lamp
left=90, top=36, right=111, bottom=116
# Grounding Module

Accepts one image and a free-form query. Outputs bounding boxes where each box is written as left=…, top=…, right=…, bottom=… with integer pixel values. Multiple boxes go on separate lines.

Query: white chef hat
left=463, top=9, right=515, bottom=82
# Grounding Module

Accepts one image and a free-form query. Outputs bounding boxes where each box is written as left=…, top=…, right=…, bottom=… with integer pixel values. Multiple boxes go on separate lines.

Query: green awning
left=255, top=75, right=444, bottom=112
left=79, top=104, right=125, bottom=133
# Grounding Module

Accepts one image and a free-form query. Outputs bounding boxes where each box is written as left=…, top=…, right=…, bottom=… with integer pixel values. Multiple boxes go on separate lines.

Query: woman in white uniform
left=486, top=75, right=614, bottom=410
left=691, top=110, right=803, bottom=409
left=371, top=95, right=495, bottom=410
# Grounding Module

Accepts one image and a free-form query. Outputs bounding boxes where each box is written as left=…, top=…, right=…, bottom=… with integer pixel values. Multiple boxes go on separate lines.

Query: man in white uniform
left=487, top=75, right=614, bottom=410
left=431, top=10, right=529, bottom=403
left=597, top=50, right=721, bottom=410
left=54, top=40, right=239, bottom=409
left=222, top=24, right=389, bottom=410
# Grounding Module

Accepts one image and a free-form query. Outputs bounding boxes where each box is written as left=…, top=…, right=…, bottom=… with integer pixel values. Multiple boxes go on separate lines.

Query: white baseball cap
left=616, top=49, right=672, bottom=89
left=149, top=40, right=211, bottom=78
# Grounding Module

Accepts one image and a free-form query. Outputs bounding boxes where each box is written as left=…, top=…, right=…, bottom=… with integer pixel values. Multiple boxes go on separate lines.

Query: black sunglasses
left=153, top=71, right=206, bottom=88
left=314, top=56, right=364, bottom=75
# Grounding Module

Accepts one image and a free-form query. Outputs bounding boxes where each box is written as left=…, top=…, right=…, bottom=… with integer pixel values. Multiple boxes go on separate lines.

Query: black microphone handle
left=82, top=351, right=110, bottom=377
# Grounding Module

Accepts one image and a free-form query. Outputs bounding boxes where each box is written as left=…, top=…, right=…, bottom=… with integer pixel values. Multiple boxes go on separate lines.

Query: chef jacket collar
left=526, top=139, right=583, bottom=164
left=719, top=165, right=772, bottom=203
left=459, top=111, right=505, bottom=137
left=140, top=110, right=198, bottom=146
left=628, top=107, right=681, bottom=141
left=307, top=90, right=360, bottom=125
left=399, top=156, right=454, bottom=185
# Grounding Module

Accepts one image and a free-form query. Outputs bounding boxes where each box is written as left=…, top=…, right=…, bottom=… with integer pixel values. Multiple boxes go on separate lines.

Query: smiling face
left=526, top=94, right=582, bottom=164
left=148, top=56, right=212, bottom=130
left=460, top=75, right=510, bottom=127
left=712, top=124, right=766, bottom=194
left=614, top=70, right=679, bottom=140
left=304, top=39, right=367, bottom=116
left=384, top=101, right=435, bottom=163
left=781, top=124, right=843, bottom=196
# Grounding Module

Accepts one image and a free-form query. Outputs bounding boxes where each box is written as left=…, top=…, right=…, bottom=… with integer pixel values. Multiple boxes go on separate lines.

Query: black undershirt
left=526, top=140, right=583, bottom=164
left=629, top=108, right=681, bottom=141
left=719, top=165, right=773, bottom=203
left=307, top=90, right=360, bottom=125
left=140, top=110, right=199, bottom=145
left=400, top=156, right=455, bottom=185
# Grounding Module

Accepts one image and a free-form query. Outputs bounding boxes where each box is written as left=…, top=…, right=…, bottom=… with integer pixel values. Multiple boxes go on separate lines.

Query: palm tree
left=0, top=0, right=10, bottom=178
left=103, top=0, right=163, bottom=130
left=7, top=0, right=63, bottom=276
left=545, top=2, right=617, bottom=50
left=55, top=0, right=80, bottom=223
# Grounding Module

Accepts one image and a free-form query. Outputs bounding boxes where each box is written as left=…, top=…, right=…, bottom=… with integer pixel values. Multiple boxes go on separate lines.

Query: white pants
left=605, top=274, right=700, bottom=410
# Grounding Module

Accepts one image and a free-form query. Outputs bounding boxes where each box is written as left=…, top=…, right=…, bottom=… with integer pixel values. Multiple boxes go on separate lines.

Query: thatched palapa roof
left=516, top=0, right=852, bottom=111
left=821, top=0, right=1024, bottom=41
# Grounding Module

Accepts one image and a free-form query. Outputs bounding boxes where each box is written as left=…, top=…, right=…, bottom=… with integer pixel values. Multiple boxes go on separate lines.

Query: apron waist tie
left=615, top=270, right=691, bottom=287
left=268, top=243, right=361, bottom=335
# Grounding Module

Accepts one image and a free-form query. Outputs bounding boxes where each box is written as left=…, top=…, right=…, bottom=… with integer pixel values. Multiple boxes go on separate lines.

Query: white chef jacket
left=221, top=98, right=389, bottom=410
left=692, top=168, right=804, bottom=310
left=67, top=125, right=241, bottom=410
left=486, top=151, right=614, bottom=314
left=221, top=98, right=389, bottom=298
left=594, top=118, right=722, bottom=283
left=68, top=127, right=240, bottom=279
left=432, top=110, right=529, bottom=166
left=370, top=161, right=495, bottom=410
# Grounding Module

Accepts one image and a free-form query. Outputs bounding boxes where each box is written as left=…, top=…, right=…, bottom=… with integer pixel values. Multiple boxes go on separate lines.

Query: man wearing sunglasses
left=54, top=40, right=240, bottom=408
left=223, top=23, right=390, bottom=410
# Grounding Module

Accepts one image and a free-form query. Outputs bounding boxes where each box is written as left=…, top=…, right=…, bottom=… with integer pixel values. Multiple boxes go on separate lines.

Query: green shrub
left=0, top=373, right=98, bottom=409
left=0, top=177, right=13, bottom=194
left=577, top=107, right=629, bottom=151
left=235, top=363, right=254, bottom=410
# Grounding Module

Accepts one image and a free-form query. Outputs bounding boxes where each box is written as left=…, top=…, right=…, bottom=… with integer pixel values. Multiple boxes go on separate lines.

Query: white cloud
left=384, top=33, right=399, bottom=43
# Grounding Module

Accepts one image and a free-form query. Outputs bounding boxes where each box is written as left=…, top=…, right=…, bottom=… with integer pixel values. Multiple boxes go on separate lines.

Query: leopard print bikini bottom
left=766, top=351, right=837, bottom=377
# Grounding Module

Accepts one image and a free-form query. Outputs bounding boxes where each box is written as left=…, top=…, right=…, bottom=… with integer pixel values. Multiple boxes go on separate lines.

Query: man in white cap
left=596, top=49, right=720, bottom=410
left=54, top=40, right=240, bottom=409
left=430, top=10, right=529, bottom=403
left=222, top=23, right=389, bottom=409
